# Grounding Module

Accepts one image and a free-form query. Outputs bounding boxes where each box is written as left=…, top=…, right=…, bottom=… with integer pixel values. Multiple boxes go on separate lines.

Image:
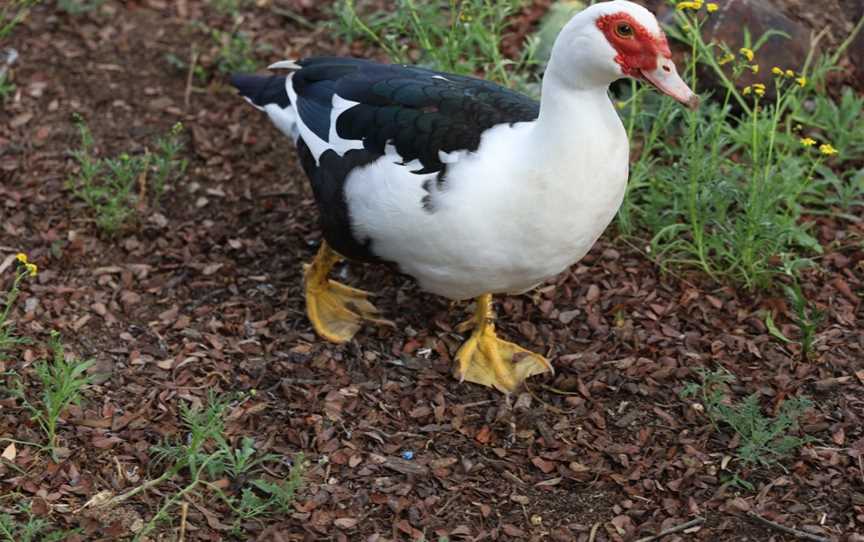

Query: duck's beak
left=640, top=57, right=700, bottom=110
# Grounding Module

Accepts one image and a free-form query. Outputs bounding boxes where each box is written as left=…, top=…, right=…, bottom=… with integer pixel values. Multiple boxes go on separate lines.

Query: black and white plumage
left=231, top=1, right=696, bottom=301
left=231, top=57, right=540, bottom=264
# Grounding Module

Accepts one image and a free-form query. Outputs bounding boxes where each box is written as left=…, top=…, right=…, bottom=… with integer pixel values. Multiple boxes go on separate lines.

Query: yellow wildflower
left=785, top=69, right=794, bottom=78
left=796, top=76, right=807, bottom=87
left=717, top=53, right=735, bottom=65
left=800, top=137, right=816, bottom=147
left=676, top=1, right=703, bottom=10
left=752, top=83, right=766, bottom=97
left=739, top=47, right=754, bottom=61
left=14, top=253, right=37, bottom=277
left=742, top=86, right=752, bottom=95
left=771, top=66, right=783, bottom=76
left=706, top=3, right=719, bottom=12
left=750, top=64, right=759, bottom=74
left=819, top=143, right=839, bottom=156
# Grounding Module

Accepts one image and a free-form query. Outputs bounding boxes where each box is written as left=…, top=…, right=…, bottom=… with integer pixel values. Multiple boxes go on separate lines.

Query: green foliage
left=0, top=263, right=34, bottom=358
left=0, top=73, right=14, bottom=102
left=11, top=331, right=94, bottom=460
left=208, top=0, right=251, bottom=17
left=55, top=0, right=105, bottom=15
left=208, top=25, right=261, bottom=75
left=682, top=368, right=812, bottom=472
left=332, top=0, right=541, bottom=94
left=165, top=51, right=207, bottom=82
left=0, top=500, right=78, bottom=542
left=68, top=116, right=187, bottom=234
left=764, top=260, right=824, bottom=359
left=617, top=8, right=862, bottom=291
left=138, top=392, right=305, bottom=540
left=1, top=0, right=41, bottom=39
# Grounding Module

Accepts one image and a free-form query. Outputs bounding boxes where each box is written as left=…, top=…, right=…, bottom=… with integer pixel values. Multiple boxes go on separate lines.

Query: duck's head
left=550, top=0, right=699, bottom=109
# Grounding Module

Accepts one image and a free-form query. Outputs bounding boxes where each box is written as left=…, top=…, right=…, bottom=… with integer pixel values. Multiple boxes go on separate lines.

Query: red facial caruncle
left=595, top=13, right=672, bottom=77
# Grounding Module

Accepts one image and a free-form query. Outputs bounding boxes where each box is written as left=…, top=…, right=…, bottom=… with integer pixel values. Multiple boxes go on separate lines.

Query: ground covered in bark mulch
left=1, top=1, right=864, bottom=541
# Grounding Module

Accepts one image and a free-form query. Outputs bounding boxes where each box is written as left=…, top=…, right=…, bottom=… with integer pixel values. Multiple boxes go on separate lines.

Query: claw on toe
left=455, top=294, right=553, bottom=393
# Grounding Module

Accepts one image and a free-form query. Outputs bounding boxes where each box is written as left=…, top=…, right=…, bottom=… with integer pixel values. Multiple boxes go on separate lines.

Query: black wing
left=291, top=57, right=540, bottom=174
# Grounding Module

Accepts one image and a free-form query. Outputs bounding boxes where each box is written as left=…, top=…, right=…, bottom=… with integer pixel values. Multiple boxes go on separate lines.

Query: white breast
left=344, top=103, right=629, bottom=300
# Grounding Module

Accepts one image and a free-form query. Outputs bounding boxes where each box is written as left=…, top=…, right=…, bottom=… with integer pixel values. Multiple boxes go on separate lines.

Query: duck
left=230, top=0, right=697, bottom=394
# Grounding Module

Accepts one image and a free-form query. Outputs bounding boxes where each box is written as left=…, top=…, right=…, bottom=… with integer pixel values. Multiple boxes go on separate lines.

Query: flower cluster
left=800, top=138, right=840, bottom=156
left=742, top=83, right=766, bottom=97
left=15, top=253, right=38, bottom=277
left=771, top=66, right=807, bottom=87
left=676, top=1, right=719, bottom=11
left=818, top=143, right=838, bottom=156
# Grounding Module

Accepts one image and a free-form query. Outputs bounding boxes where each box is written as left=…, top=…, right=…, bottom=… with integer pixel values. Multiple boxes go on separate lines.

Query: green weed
left=68, top=116, right=188, bottom=234
left=0, top=73, right=14, bottom=102
left=165, top=50, right=207, bottom=82
left=1, top=0, right=41, bottom=39
left=333, top=0, right=541, bottom=94
left=128, top=392, right=305, bottom=540
left=0, top=500, right=78, bottom=542
left=0, top=255, right=37, bottom=358
left=208, top=0, right=251, bottom=17
left=207, top=25, right=268, bottom=75
left=764, top=260, right=824, bottom=360
left=682, top=368, right=812, bottom=473
left=616, top=5, right=861, bottom=291
left=56, top=0, right=105, bottom=15
left=11, top=331, right=94, bottom=461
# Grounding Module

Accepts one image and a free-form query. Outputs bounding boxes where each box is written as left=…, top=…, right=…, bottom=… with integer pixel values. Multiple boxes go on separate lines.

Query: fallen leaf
left=2, top=442, right=15, bottom=461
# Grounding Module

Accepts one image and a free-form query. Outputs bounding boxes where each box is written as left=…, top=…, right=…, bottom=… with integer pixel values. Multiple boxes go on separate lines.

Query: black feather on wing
left=292, top=57, right=540, bottom=174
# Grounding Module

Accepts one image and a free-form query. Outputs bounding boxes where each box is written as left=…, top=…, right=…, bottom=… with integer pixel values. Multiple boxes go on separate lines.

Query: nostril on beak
left=662, top=64, right=671, bottom=73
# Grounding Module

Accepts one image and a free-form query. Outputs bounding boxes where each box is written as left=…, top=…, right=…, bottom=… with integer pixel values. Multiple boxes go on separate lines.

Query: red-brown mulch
left=1, top=1, right=863, bottom=541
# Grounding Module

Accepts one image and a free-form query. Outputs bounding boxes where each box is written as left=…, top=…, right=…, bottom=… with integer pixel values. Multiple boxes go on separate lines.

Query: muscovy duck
left=231, top=0, right=697, bottom=393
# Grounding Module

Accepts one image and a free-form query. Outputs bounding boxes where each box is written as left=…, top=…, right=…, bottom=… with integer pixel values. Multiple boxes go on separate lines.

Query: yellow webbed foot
left=304, top=242, right=393, bottom=343
left=454, top=294, right=553, bottom=393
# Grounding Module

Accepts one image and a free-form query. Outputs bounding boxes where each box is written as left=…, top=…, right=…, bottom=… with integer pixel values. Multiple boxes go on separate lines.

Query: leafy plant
left=1, top=0, right=41, bottom=39
left=56, top=0, right=105, bottom=15
left=615, top=4, right=860, bottom=291
left=0, top=73, right=14, bottom=102
left=333, top=0, right=541, bottom=94
left=68, top=116, right=187, bottom=234
left=165, top=51, right=207, bottom=82
left=0, top=256, right=36, bottom=357
left=0, top=500, right=78, bottom=542
left=208, top=25, right=261, bottom=75
left=682, top=368, right=812, bottom=471
left=11, top=331, right=94, bottom=460
left=208, top=0, right=251, bottom=17
left=129, top=392, right=305, bottom=540
left=764, top=260, right=825, bottom=359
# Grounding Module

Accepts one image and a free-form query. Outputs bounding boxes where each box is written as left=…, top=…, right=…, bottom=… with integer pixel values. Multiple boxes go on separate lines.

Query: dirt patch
left=1, top=1, right=863, bottom=540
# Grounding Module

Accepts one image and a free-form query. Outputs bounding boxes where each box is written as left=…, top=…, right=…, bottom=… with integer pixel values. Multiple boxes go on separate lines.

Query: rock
left=662, top=0, right=812, bottom=98
left=535, top=1, right=587, bottom=65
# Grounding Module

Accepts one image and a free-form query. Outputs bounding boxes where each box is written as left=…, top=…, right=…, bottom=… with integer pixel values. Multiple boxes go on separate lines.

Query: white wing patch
left=262, top=103, right=299, bottom=142
left=284, top=73, right=366, bottom=165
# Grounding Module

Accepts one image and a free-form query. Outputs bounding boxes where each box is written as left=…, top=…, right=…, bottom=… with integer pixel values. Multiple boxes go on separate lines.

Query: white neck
left=527, top=62, right=625, bottom=168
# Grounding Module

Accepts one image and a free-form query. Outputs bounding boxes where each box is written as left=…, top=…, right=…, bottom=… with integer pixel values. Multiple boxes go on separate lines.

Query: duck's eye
left=615, top=23, right=634, bottom=38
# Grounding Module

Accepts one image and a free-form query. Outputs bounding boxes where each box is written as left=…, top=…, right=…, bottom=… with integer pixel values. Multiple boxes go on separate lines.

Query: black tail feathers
left=229, top=74, right=290, bottom=108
